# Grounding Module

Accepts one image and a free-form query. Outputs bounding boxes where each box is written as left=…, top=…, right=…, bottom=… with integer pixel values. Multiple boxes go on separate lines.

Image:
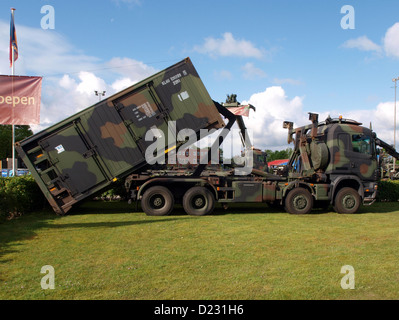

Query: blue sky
left=1, top=0, right=399, bottom=150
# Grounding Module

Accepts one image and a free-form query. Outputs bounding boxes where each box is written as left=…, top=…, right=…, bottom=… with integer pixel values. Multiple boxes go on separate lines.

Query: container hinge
left=60, top=174, right=69, bottom=182
left=124, top=119, right=133, bottom=126
left=50, top=157, right=59, bottom=165
left=83, top=148, right=97, bottom=159
left=39, top=140, right=50, bottom=149
left=115, top=103, right=124, bottom=111
left=160, top=110, right=170, bottom=120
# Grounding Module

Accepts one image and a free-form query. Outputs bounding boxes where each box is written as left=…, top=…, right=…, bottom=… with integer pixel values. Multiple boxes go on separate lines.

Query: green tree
left=265, top=148, right=293, bottom=162
left=0, top=125, right=33, bottom=160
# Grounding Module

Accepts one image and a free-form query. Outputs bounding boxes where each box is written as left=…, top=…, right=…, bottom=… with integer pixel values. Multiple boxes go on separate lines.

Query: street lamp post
left=95, top=90, right=106, bottom=101
left=392, top=77, right=399, bottom=177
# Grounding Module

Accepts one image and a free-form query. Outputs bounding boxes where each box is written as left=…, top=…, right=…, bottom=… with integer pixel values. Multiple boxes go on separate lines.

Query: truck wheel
left=141, top=186, right=174, bottom=216
left=284, top=187, right=313, bottom=214
left=183, top=186, right=215, bottom=216
left=333, top=187, right=360, bottom=214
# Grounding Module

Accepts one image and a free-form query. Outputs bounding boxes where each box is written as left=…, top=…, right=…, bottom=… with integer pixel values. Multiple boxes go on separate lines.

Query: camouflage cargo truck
left=16, top=58, right=225, bottom=215
left=17, top=58, right=399, bottom=216
left=124, top=109, right=395, bottom=216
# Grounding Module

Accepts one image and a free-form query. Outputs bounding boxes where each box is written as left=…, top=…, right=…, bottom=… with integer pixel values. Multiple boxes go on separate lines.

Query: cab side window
left=352, top=134, right=371, bottom=154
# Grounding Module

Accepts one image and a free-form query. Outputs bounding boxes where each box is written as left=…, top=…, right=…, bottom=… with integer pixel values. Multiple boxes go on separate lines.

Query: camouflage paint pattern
left=16, top=58, right=225, bottom=215
left=131, top=112, right=386, bottom=214
left=324, top=123, right=378, bottom=182
left=17, top=62, right=390, bottom=216
left=127, top=111, right=386, bottom=215
left=231, top=181, right=263, bottom=202
left=285, top=114, right=379, bottom=183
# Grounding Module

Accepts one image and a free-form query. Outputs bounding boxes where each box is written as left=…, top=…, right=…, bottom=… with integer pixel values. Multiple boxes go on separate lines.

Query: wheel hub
left=342, top=195, right=355, bottom=209
left=294, top=195, right=307, bottom=210
left=151, top=195, right=164, bottom=209
left=193, top=196, right=205, bottom=208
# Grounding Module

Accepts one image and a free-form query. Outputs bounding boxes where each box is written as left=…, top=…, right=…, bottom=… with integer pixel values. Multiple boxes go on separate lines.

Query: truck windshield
left=352, top=134, right=371, bottom=154
left=257, top=155, right=266, bottom=163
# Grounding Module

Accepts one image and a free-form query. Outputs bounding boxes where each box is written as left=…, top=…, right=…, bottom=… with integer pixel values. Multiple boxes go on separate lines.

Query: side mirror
left=283, top=121, right=293, bottom=129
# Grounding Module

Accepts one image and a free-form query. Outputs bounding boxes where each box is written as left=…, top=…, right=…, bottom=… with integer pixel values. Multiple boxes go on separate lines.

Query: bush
left=377, top=180, right=399, bottom=202
left=0, top=175, right=46, bottom=220
left=97, top=179, right=129, bottom=201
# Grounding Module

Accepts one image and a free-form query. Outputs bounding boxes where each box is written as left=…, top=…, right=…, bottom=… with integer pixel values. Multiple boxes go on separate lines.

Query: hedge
left=0, top=175, right=47, bottom=220
left=0, top=176, right=128, bottom=219
left=1, top=176, right=399, bottom=220
left=376, top=180, right=399, bottom=202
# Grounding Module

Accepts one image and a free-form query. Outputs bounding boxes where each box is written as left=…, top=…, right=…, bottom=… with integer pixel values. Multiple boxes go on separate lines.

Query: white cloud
left=342, top=22, right=399, bottom=59
left=0, top=19, right=158, bottom=133
left=341, top=35, right=382, bottom=53
left=30, top=61, right=155, bottom=132
left=194, top=32, right=264, bottom=59
left=240, top=86, right=307, bottom=150
left=59, top=74, right=76, bottom=90
left=111, top=77, right=136, bottom=92
left=342, top=102, right=397, bottom=145
left=384, top=22, right=399, bottom=58
left=241, top=62, right=267, bottom=80
left=106, top=57, right=157, bottom=82
left=197, top=86, right=307, bottom=157
left=230, top=88, right=399, bottom=153
left=31, top=72, right=111, bottom=132
left=76, top=72, right=108, bottom=96
left=14, top=25, right=98, bottom=76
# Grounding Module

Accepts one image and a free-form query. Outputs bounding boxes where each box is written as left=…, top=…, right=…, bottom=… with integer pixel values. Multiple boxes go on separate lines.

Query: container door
left=115, top=84, right=174, bottom=154
left=79, top=101, right=146, bottom=178
left=40, top=124, right=106, bottom=195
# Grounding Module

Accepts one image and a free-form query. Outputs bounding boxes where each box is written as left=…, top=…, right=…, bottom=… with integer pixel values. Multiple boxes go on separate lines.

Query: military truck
left=16, top=58, right=399, bottom=216
left=16, top=58, right=225, bottom=215
left=123, top=109, right=396, bottom=216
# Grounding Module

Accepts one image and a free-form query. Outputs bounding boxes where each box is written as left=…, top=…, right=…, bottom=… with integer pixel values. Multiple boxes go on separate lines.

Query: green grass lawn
left=1, top=201, right=399, bottom=300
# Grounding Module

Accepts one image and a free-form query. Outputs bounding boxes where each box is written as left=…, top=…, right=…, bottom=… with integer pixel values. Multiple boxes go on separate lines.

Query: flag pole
left=11, top=8, right=16, bottom=177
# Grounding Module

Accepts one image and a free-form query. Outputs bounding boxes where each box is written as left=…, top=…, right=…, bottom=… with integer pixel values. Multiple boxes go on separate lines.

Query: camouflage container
left=16, top=58, right=225, bottom=215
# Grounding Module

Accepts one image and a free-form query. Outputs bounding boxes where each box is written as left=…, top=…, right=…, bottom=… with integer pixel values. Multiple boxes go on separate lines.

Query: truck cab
left=284, top=114, right=380, bottom=213
left=252, top=148, right=268, bottom=172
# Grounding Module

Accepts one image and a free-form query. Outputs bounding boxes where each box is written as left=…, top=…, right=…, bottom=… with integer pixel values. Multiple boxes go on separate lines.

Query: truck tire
left=183, top=186, right=215, bottom=216
left=284, top=187, right=313, bottom=214
left=141, top=186, right=174, bottom=216
left=333, top=187, right=361, bottom=214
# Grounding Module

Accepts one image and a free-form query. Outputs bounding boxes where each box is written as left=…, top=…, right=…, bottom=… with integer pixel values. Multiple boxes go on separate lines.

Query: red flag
left=226, top=105, right=251, bottom=117
left=0, top=76, right=42, bottom=125
left=10, top=9, right=18, bottom=67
